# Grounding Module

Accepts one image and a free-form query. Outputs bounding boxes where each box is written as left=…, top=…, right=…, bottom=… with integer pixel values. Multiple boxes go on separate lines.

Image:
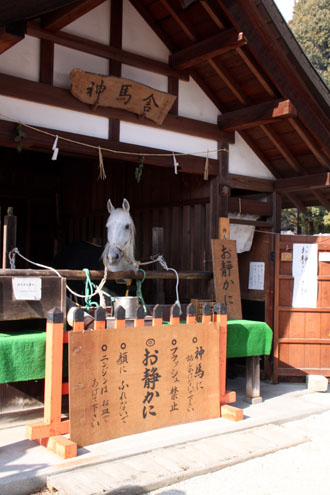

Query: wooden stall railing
left=26, top=302, right=241, bottom=458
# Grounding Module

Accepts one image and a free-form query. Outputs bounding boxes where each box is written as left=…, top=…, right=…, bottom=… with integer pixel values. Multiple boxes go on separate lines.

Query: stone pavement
left=1, top=377, right=329, bottom=495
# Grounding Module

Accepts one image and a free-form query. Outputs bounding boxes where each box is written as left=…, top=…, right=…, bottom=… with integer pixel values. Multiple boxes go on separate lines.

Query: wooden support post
left=152, top=304, right=163, bottom=326
left=114, top=305, right=126, bottom=329
left=2, top=207, right=17, bottom=268
left=134, top=305, right=145, bottom=327
left=201, top=303, right=212, bottom=323
left=170, top=303, right=180, bottom=325
left=213, top=303, right=242, bottom=420
left=26, top=307, right=77, bottom=459
left=186, top=302, right=196, bottom=325
left=246, top=356, right=262, bottom=403
left=94, top=307, right=106, bottom=331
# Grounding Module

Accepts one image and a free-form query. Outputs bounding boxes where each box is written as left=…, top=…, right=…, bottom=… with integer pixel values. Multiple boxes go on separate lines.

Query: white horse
left=102, top=198, right=137, bottom=273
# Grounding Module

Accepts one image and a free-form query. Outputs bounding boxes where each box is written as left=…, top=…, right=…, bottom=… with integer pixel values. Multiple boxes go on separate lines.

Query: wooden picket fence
left=26, top=303, right=241, bottom=459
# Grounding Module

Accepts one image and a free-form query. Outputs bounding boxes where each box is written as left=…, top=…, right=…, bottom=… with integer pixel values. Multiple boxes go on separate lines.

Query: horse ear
left=107, top=199, right=115, bottom=214
left=122, top=198, right=130, bottom=212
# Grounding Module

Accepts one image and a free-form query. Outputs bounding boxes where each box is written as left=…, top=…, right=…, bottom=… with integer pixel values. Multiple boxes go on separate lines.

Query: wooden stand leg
left=246, top=356, right=262, bottom=404
left=26, top=307, right=77, bottom=459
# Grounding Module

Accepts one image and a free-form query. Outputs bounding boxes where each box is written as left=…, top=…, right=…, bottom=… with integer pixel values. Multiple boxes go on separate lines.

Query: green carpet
left=0, top=320, right=272, bottom=383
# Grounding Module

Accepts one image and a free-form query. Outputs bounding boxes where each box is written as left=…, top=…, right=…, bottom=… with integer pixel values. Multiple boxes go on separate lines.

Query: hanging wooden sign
left=69, top=322, right=220, bottom=446
left=70, top=69, right=177, bottom=125
left=211, top=239, right=242, bottom=320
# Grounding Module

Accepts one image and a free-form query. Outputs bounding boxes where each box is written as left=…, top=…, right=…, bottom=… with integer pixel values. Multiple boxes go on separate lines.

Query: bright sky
left=274, top=0, right=295, bottom=22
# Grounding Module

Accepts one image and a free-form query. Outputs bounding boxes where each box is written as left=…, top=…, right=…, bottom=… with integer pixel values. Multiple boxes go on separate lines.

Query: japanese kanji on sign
left=70, top=69, right=177, bottom=125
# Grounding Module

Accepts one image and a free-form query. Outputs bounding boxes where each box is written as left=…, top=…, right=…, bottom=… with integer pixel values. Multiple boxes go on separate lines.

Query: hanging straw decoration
left=51, top=135, right=59, bottom=160
left=203, top=150, right=209, bottom=180
left=135, top=155, right=144, bottom=183
left=172, top=152, right=179, bottom=174
left=98, top=146, right=106, bottom=180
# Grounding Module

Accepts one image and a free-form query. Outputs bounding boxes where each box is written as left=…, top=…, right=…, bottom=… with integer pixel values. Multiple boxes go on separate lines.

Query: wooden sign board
left=70, top=69, right=177, bottom=125
left=69, top=322, right=220, bottom=446
left=211, top=239, right=242, bottom=320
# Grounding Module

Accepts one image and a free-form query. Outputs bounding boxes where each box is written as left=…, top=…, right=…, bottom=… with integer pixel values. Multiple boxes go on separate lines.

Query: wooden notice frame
left=69, top=322, right=220, bottom=446
left=211, top=239, right=242, bottom=320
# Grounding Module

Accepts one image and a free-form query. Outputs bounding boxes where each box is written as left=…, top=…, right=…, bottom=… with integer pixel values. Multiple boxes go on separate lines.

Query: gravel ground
left=29, top=410, right=330, bottom=495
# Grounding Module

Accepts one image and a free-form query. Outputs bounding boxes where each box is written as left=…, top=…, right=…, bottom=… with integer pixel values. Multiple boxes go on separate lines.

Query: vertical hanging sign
left=292, top=243, right=318, bottom=308
left=211, top=239, right=242, bottom=320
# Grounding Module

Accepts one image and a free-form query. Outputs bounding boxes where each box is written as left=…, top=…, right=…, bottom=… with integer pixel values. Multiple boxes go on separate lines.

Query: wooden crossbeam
left=0, top=22, right=25, bottom=54
left=274, top=173, right=330, bottom=193
left=169, top=28, right=247, bottom=69
left=218, top=99, right=297, bottom=131
left=26, top=21, right=190, bottom=81
left=288, top=118, right=330, bottom=171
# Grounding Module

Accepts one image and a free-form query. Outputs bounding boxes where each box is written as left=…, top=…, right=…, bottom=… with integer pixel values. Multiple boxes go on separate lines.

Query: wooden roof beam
left=228, top=173, right=274, bottom=192
left=284, top=193, right=307, bottom=213
left=160, top=0, right=197, bottom=42
left=260, top=124, right=307, bottom=176
left=209, top=59, right=249, bottom=104
left=26, top=22, right=190, bottom=81
left=41, top=0, right=107, bottom=31
left=218, top=99, right=297, bottom=132
left=169, top=28, right=247, bottom=69
left=0, top=72, right=234, bottom=143
left=312, top=190, right=330, bottom=211
left=0, top=21, right=25, bottom=54
left=274, top=173, right=330, bottom=193
left=288, top=118, right=330, bottom=171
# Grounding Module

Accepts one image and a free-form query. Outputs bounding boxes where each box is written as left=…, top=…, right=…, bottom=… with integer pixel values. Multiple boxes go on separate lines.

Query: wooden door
left=273, top=234, right=330, bottom=382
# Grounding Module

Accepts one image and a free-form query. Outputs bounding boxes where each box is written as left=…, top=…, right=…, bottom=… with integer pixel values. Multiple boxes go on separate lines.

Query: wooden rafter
left=218, top=99, right=297, bottom=132
left=160, top=0, right=196, bottom=42
left=169, top=29, right=247, bottom=69
left=284, top=193, right=307, bottom=213
left=41, top=0, right=107, bottom=31
left=236, top=46, right=276, bottom=98
left=200, top=0, right=225, bottom=29
left=288, top=118, right=330, bottom=171
left=260, top=124, right=306, bottom=176
left=0, top=22, right=25, bottom=54
left=26, top=22, right=190, bottom=81
left=0, top=72, right=234, bottom=143
left=312, top=190, right=330, bottom=211
left=208, top=59, right=248, bottom=105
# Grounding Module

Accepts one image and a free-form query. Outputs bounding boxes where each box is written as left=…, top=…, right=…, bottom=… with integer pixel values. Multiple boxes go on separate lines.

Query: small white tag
left=12, top=277, right=42, bottom=300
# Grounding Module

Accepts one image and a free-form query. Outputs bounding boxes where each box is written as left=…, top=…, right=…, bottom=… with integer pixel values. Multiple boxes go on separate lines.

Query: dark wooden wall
left=0, top=148, right=212, bottom=303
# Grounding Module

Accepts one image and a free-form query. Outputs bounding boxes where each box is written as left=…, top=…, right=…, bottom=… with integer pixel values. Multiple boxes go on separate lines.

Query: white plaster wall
left=61, top=1, right=110, bottom=44
left=122, top=0, right=169, bottom=62
left=120, top=122, right=217, bottom=159
left=54, top=1, right=110, bottom=88
left=0, top=96, right=109, bottom=139
left=229, top=133, right=275, bottom=179
left=0, top=35, right=40, bottom=82
left=179, top=79, right=219, bottom=124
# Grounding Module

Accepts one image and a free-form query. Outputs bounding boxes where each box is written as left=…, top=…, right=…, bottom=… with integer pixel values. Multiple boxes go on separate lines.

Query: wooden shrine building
left=0, top=0, right=330, bottom=393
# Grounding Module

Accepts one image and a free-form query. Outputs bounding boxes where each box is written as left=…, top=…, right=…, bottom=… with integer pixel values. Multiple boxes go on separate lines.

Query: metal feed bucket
left=113, top=296, right=140, bottom=319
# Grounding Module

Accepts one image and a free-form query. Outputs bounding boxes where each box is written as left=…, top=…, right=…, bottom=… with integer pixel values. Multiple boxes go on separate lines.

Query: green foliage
left=282, top=206, right=330, bottom=234
left=290, top=0, right=330, bottom=87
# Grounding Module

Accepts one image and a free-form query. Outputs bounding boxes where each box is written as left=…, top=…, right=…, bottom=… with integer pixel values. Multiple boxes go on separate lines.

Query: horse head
left=103, top=198, right=136, bottom=272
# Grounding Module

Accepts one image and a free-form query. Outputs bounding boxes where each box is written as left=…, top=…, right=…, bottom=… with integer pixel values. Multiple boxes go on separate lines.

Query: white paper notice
left=319, top=252, right=330, bottom=262
left=248, top=262, right=265, bottom=290
left=12, top=277, right=42, bottom=300
left=292, top=244, right=318, bottom=308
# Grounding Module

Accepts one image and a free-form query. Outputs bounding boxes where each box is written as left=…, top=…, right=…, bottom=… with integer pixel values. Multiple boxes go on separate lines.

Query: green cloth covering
left=227, top=320, right=273, bottom=358
left=0, top=331, right=68, bottom=384
left=0, top=320, right=272, bottom=383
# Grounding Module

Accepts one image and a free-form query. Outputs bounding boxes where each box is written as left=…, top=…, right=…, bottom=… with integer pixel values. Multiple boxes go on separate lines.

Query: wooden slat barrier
left=26, top=302, right=242, bottom=459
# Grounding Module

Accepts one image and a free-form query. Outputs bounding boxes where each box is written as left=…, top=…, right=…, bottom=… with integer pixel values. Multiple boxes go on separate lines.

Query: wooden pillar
left=209, top=141, right=230, bottom=239
left=2, top=207, right=17, bottom=268
left=272, top=192, right=282, bottom=233
left=39, top=40, right=54, bottom=84
left=109, top=0, right=123, bottom=141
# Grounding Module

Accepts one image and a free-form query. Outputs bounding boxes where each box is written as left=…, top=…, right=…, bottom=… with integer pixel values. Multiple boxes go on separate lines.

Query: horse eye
left=125, top=224, right=130, bottom=230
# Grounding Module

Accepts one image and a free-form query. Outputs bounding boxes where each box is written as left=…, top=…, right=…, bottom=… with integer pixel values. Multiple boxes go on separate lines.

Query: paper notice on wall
left=248, top=262, right=265, bottom=290
left=292, top=243, right=318, bottom=308
left=12, top=277, right=42, bottom=300
left=319, top=252, right=330, bottom=262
